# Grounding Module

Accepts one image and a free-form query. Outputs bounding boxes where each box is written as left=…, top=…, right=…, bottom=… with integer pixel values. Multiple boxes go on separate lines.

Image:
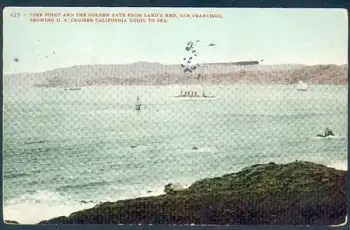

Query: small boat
left=135, top=96, right=141, bottom=110
left=64, top=87, right=81, bottom=91
left=297, top=80, right=308, bottom=91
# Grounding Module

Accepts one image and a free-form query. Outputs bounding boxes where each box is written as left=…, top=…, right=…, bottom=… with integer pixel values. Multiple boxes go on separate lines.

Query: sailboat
left=297, top=80, right=308, bottom=91
left=135, top=96, right=141, bottom=110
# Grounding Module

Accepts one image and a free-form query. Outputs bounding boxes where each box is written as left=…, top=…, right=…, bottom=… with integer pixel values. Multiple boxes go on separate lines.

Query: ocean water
left=3, top=84, right=348, bottom=224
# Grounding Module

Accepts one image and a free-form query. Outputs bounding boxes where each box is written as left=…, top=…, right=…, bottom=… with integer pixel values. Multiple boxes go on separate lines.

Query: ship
left=173, top=88, right=215, bottom=99
left=297, top=80, right=308, bottom=91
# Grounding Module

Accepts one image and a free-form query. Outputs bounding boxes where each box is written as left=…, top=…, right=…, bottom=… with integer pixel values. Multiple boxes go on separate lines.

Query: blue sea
left=3, top=84, right=348, bottom=224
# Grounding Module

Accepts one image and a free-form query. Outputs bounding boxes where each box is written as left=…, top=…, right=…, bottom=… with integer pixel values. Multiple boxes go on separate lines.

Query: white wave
left=5, top=190, right=60, bottom=205
left=312, top=135, right=347, bottom=140
left=3, top=190, right=95, bottom=224
left=327, top=161, right=348, bottom=171
left=100, top=185, right=166, bottom=202
left=4, top=183, right=182, bottom=224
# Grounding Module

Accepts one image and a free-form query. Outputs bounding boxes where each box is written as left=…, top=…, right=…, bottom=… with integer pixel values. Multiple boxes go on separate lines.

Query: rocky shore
left=34, top=161, right=348, bottom=226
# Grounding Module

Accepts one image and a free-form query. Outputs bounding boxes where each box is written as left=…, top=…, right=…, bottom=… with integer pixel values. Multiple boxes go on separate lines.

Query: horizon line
left=4, top=61, right=348, bottom=75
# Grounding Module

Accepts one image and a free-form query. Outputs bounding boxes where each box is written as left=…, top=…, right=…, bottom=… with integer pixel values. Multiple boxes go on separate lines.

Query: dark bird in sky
left=184, top=68, right=192, bottom=73
left=260, top=59, right=264, bottom=62
left=196, top=40, right=200, bottom=42
left=181, top=64, right=185, bottom=68
left=186, top=45, right=194, bottom=51
left=196, top=74, right=201, bottom=79
left=14, top=57, right=19, bottom=62
left=183, top=58, right=186, bottom=60
left=208, top=43, right=216, bottom=46
left=185, top=41, right=198, bottom=51
left=53, top=51, right=55, bottom=54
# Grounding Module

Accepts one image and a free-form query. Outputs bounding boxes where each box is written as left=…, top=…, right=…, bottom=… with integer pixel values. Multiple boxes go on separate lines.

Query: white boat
left=297, top=80, right=308, bottom=91
left=135, top=96, right=141, bottom=110
left=65, top=87, right=81, bottom=91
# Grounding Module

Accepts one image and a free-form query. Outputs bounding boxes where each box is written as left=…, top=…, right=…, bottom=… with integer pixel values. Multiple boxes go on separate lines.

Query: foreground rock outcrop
left=38, top=161, right=347, bottom=225
left=317, top=128, right=335, bottom=138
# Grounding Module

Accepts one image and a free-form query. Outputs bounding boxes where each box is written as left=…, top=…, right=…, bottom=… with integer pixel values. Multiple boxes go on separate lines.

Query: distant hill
left=3, top=62, right=348, bottom=88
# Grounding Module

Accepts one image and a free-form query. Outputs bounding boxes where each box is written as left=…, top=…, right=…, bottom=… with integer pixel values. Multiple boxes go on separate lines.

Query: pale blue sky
left=3, top=7, right=348, bottom=74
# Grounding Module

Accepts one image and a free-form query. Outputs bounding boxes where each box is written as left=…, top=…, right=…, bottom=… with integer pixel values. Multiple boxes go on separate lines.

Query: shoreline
left=3, top=63, right=348, bottom=76
left=29, top=160, right=347, bottom=226
left=32, top=82, right=350, bottom=88
left=4, top=83, right=348, bottom=90
left=4, top=160, right=347, bottom=225
left=4, top=63, right=348, bottom=88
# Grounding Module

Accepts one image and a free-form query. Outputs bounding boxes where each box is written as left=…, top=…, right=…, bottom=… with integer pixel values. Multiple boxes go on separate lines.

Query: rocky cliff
left=37, top=161, right=347, bottom=226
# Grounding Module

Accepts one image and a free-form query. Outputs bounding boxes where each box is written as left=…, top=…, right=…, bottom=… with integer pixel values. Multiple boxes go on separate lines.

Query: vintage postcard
left=2, top=7, right=348, bottom=226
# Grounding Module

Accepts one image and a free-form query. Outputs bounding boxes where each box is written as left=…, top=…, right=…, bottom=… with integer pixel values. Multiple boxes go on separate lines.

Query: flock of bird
left=180, top=40, right=216, bottom=80
left=13, top=40, right=260, bottom=80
